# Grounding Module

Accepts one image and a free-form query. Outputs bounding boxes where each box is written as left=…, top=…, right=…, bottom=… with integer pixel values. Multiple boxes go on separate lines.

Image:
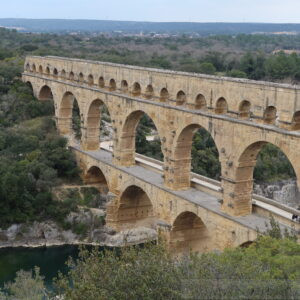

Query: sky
left=1, top=0, right=300, bottom=23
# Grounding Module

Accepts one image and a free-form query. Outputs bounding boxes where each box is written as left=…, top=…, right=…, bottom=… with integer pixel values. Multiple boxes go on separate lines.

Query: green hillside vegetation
left=1, top=224, right=299, bottom=299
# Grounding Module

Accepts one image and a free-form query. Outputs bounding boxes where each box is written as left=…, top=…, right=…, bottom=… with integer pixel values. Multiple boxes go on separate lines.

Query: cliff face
left=254, top=179, right=300, bottom=209
left=0, top=207, right=157, bottom=248
left=0, top=184, right=157, bottom=249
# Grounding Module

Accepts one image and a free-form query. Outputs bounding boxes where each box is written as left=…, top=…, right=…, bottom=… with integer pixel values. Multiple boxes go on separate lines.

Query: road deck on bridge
left=73, top=146, right=293, bottom=234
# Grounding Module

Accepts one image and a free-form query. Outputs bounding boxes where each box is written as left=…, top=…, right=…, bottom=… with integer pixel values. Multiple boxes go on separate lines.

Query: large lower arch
left=168, top=123, right=220, bottom=190
left=84, top=166, right=109, bottom=195
left=117, top=185, right=154, bottom=229
left=57, top=91, right=81, bottom=137
left=116, top=110, right=164, bottom=166
left=82, top=99, right=112, bottom=151
left=38, top=85, right=53, bottom=101
left=169, top=211, right=209, bottom=253
left=231, top=140, right=299, bottom=215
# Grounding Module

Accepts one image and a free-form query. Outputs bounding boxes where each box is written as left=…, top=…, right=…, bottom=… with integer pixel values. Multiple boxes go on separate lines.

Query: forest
left=1, top=18, right=300, bottom=34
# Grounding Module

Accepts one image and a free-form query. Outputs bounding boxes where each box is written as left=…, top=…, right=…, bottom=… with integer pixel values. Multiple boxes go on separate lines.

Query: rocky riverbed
left=0, top=207, right=157, bottom=249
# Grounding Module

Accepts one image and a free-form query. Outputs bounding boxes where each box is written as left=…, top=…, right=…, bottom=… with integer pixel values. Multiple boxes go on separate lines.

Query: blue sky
left=1, top=0, right=300, bottom=23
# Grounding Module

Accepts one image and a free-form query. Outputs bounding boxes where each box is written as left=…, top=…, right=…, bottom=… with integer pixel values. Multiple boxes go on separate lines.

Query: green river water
left=0, top=245, right=82, bottom=288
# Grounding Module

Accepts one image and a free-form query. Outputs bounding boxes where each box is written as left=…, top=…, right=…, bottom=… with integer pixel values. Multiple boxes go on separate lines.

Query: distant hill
left=0, top=18, right=300, bottom=35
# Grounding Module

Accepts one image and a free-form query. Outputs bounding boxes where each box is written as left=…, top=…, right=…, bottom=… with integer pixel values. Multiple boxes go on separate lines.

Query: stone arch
left=176, top=90, right=186, bottom=106
left=160, top=88, right=169, bottom=102
left=46, top=67, right=50, bottom=75
left=170, top=211, right=209, bottom=253
left=109, top=79, right=116, bottom=91
left=195, top=94, right=206, bottom=110
left=263, top=106, right=277, bottom=125
left=53, top=68, right=58, bottom=77
left=215, top=97, right=228, bottom=114
left=69, top=71, right=75, bottom=81
left=38, top=85, right=53, bottom=101
left=88, top=74, right=94, bottom=86
left=117, top=185, right=154, bottom=229
left=32, top=64, right=36, bottom=72
left=25, top=63, right=30, bottom=72
left=170, top=123, right=220, bottom=189
left=99, top=76, right=105, bottom=88
left=57, top=91, right=82, bottom=136
left=121, top=80, right=128, bottom=92
left=144, top=84, right=154, bottom=99
left=84, top=166, right=109, bottom=195
left=239, top=100, right=251, bottom=119
left=291, top=111, right=300, bottom=130
left=79, top=72, right=84, bottom=83
left=82, top=99, right=112, bottom=151
left=132, top=82, right=141, bottom=96
left=117, top=110, right=164, bottom=166
left=232, top=140, right=298, bottom=215
left=61, top=69, right=66, bottom=78
left=38, top=65, right=43, bottom=74
left=240, top=241, right=254, bottom=248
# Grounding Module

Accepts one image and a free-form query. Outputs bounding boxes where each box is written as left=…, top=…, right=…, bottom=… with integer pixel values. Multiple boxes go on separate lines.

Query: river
left=0, top=245, right=83, bottom=289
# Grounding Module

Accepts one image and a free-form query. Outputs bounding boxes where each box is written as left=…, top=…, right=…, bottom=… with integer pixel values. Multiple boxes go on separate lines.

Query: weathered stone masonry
left=23, top=56, right=300, bottom=252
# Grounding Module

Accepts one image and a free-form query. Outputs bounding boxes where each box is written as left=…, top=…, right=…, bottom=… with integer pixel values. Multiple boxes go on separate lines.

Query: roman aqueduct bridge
left=23, top=56, right=300, bottom=253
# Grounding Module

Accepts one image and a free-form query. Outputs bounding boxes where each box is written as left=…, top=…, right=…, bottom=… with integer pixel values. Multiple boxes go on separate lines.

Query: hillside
left=1, top=18, right=300, bottom=34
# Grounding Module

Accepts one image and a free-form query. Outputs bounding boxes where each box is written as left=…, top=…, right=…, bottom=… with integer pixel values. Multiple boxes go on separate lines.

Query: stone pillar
left=81, top=126, right=100, bottom=151
left=221, top=160, right=256, bottom=216
left=164, top=157, right=191, bottom=190
left=56, top=116, right=72, bottom=135
left=113, top=128, right=136, bottom=166
left=105, top=192, right=120, bottom=231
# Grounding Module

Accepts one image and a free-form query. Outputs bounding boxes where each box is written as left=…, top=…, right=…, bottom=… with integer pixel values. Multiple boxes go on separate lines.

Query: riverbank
left=0, top=207, right=157, bottom=250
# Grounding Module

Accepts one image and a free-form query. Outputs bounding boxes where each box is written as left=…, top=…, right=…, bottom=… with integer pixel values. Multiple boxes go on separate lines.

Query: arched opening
left=84, top=99, right=112, bottom=151
left=160, top=88, right=169, bottom=102
left=170, top=212, right=209, bottom=253
left=215, top=97, right=228, bottom=114
left=53, top=68, right=58, bottom=77
left=195, top=94, right=206, bottom=110
left=84, top=166, right=109, bottom=196
left=58, top=92, right=81, bottom=141
left=79, top=73, right=84, bottom=83
left=144, top=85, right=154, bottom=99
left=109, top=79, right=116, bottom=91
left=176, top=90, right=186, bottom=106
left=132, top=82, right=141, bottom=96
left=240, top=241, right=254, bottom=248
left=32, top=64, right=36, bottom=72
left=239, top=100, right=251, bottom=119
left=117, top=185, right=154, bottom=229
left=46, top=67, right=50, bottom=75
left=69, top=71, right=75, bottom=81
left=38, top=65, right=43, bottom=74
left=121, top=80, right=128, bottom=92
left=38, top=85, right=53, bottom=101
left=88, top=74, right=94, bottom=86
left=25, top=63, right=30, bottom=72
left=61, top=69, right=66, bottom=78
left=99, top=76, right=105, bottom=88
left=263, top=106, right=277, bottom=125
left=236, top=141, right=298, bottom=211
left=119, top=110, right=164, bottom=165
left=291, top=111, right=300, bottom=130
left=172, top=124, right=220, bottom=189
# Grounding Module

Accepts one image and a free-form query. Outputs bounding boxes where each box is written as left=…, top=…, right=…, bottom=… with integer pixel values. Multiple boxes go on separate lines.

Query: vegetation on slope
left=1, top=221, right=299, bottom=299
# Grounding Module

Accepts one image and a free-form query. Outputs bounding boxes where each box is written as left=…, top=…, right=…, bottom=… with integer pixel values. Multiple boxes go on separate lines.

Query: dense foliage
left=1, top=224, right=299, bottom=299
left=0, top=80, right=79, bottom=227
